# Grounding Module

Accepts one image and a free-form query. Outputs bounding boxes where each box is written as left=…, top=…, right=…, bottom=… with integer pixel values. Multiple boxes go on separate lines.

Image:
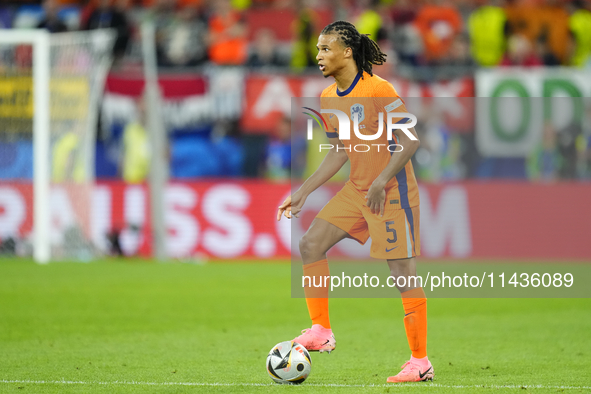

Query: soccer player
left=277, top=21, right=433, bottom=383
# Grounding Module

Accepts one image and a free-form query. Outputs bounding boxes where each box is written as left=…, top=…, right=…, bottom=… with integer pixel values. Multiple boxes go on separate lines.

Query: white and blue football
left=266, top=341, right=312, bottom=384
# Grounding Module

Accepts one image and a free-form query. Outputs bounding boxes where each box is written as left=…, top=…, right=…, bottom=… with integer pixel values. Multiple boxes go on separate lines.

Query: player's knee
left=299, top=232, right=321, bottom=257
left=299, top=234, right=312, bottom=255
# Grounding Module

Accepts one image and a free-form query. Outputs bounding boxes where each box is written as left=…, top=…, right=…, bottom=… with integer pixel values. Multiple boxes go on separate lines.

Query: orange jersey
left=320, top=71, right=419, bottom=209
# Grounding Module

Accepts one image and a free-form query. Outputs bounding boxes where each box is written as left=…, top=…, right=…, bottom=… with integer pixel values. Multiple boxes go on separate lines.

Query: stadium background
left=0, top=0, right=590, bottom=260
left=1, top=1, right=591, bottom=392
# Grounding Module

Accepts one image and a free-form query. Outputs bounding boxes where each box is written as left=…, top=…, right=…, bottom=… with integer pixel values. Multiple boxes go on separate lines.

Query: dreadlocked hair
left=321, top=20, right=387, bottom=78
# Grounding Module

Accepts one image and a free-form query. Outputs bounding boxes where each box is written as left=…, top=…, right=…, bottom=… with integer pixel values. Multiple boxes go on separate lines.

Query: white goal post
left=0, top=30, right=115, bottom=263
left=0, top=31, right=50, bottom=263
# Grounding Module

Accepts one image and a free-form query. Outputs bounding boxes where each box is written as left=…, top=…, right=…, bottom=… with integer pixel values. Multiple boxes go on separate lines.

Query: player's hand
left=277, top=192, right=306, bottom=221
left=365, top=182, right=386, bottom=217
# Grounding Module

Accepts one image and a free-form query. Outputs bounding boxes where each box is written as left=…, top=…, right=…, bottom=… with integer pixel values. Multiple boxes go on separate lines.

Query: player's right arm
left=277, top=136, right=347, bottom=221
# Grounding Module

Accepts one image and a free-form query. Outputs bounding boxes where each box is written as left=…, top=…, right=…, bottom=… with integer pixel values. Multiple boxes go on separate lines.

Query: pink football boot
left=387, top=357, right=434, bottom=383
left=293, top=324, right=336, bottom=353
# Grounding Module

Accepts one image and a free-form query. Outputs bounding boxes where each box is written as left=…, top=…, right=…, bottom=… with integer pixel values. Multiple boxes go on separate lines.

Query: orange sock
left=302, top=259, right=330, bottom=329
left=401, top=287, right=427, bottom=359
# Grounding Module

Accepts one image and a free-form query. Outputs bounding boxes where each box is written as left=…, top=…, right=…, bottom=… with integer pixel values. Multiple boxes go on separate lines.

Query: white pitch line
left=1, top=380, right=591, bottom=390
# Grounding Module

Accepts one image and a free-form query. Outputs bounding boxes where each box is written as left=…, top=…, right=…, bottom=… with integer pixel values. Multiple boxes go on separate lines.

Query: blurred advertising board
left=102, top=69, right=244, bottom=133
left=101, top=72, right=474, bottom=136
left=0, top=180, right=589, bottom=260
left=476, top=69, right=591, bottom=157
left=241, top=74, right=474, bottom=134
left=0, top=76, right=89, bottom=133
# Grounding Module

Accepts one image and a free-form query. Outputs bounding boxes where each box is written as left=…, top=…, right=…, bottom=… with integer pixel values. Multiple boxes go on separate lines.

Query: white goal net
left=0, top=30, right=115, bottom=263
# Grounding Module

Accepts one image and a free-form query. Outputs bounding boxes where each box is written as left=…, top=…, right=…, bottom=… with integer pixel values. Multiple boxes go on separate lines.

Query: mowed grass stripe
left=1, top=259, right=590, bottom=393
left=1, top=380, right=591, bottom=390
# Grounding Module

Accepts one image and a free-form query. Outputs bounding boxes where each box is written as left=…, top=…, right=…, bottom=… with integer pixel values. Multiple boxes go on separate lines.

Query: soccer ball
left=266, top=341, right=312, bottom=384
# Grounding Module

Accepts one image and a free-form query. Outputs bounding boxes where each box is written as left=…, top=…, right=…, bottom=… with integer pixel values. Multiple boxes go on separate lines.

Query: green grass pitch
left=0, top=258, right=590, bottom=393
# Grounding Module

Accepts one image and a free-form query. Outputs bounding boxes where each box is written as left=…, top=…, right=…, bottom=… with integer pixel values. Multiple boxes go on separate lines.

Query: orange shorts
left=316, top=182, right=420, bottom=260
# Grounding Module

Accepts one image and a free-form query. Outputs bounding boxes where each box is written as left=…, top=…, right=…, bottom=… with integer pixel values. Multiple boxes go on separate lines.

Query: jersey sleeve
left=373, top=81, right=411, bottom=126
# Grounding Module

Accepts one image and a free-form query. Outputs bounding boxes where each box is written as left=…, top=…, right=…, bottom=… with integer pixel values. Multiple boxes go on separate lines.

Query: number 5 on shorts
left=386, top=221, right=397, bottom=244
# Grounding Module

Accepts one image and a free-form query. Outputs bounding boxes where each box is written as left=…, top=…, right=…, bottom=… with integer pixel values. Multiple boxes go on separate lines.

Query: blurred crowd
left=1, top=0, right=591, bottom=184
left=2, top=0, right=591, bottom=72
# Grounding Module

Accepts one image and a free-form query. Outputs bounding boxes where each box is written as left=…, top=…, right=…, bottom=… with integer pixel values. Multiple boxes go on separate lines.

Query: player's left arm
left=366, top=124, right=419, bottom=216
left=366, top=86, right=420, bottom=216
